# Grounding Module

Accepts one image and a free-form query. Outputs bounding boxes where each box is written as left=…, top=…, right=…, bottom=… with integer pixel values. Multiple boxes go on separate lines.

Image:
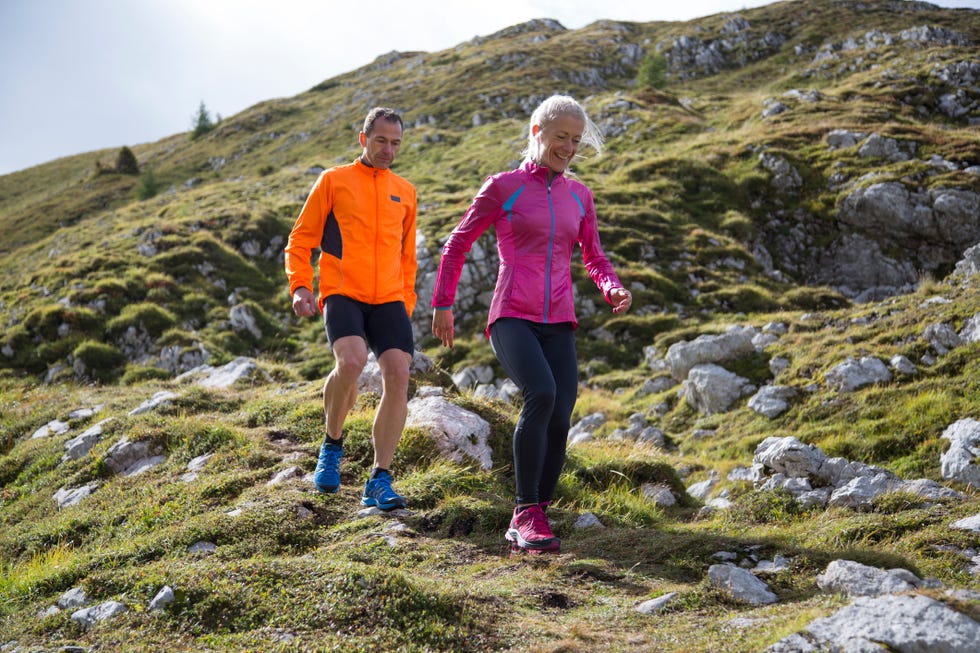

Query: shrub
left=106, top=303, right=177, bottom=338
left=72, top=340, right=125, bottom=382
left=121, top=365, right=171, bottom=384
left=23, top=305, right=101, bottom=341
left=780, top=286, right=850, bottom=311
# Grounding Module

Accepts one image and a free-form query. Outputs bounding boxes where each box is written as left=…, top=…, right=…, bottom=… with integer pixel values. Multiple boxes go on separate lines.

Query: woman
left=431, top=95, right=632, bottom=554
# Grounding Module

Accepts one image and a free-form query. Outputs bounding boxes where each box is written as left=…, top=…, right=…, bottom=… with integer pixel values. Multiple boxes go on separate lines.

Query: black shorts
left=323, top=294, right=414, bottom=357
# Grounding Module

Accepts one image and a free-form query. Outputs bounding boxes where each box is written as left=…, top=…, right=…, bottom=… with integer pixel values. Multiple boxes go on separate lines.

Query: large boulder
left=940, top=418, right=980, bottom=488
left=665, top=325, right=758, bottom=381
left=406, top=396, right=492, bottom=469
left=682, top=364, right=754, bottom=414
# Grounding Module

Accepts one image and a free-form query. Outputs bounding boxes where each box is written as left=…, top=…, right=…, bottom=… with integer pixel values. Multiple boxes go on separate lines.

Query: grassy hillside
left=1, top=0, right=979, bottom=650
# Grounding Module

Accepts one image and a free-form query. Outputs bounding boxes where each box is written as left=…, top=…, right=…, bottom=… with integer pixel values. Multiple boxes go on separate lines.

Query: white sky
left=1, top=0, right=977, bottom=175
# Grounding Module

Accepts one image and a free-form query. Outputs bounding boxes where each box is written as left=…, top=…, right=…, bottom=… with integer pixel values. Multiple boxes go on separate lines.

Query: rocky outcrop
left=659, top=16, right=787, bottom=81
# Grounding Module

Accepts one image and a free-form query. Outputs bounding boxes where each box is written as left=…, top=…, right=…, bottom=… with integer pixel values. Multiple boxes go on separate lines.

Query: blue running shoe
left=361, top=470, right=406, bottom=510
left=313, top=440, right=343, bottom=493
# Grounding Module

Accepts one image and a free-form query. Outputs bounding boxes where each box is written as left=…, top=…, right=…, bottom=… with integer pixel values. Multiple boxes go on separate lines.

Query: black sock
left=325, top=433, right=343, bottom=447
left=371, top=467, right=389, bottom=480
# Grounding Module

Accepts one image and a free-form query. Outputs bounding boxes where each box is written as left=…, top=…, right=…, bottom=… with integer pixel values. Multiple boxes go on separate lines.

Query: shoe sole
left=510, top=542, right=560, bottom=555
left=361, top=496, right=406, bottom=511
left=505, top=528, right=559, bottom=550
left=315, top=483, right=339, bottom=494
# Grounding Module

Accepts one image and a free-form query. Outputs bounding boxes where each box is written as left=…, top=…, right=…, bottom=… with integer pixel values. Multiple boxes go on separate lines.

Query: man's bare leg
left=323, top=336, right=368, bottom=438
left=371, top=348, right=412, bottom=469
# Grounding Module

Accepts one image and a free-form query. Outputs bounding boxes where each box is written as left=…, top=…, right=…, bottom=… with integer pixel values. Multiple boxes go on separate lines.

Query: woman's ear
left=531, top=124, right=541, bottom=137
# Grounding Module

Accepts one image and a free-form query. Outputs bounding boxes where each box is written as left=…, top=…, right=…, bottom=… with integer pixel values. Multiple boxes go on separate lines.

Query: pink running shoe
left=505, top=505, right=559, bottom=552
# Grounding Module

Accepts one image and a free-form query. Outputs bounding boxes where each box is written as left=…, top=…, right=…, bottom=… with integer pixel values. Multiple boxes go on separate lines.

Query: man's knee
left=332, top=338, right=368, bottom=378
left=378, top=350, right=411, bottom=389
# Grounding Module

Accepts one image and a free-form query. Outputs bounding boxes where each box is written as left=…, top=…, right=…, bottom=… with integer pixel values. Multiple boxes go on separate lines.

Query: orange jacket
left=284, top=159, right=417, bottom=315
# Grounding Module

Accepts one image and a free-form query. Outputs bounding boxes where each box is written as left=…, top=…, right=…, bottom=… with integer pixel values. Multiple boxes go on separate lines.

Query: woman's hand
left=609, top=287, right=632, bottom=314
left=432, top=308, right=455, bottom=348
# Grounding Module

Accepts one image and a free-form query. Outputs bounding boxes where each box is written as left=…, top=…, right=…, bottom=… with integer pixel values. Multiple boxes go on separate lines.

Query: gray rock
left=748, top=385, right=797, bottom=418
left=58, top=587, right=88, bottom=609
left=953, top=243, right=980, bottom=277
left=901, top=478, right=963, bottom=501
left=71, top=600, right=127, bottom=629
left=687, top=472, right=719, bottom=501
left=816, top=559, right=924, bottom=597
left=754, top=436, right=828, bottom=480
left=267, top=466, right=303, bottom=486
left=568, top=412, right=606, bottom=445
left=53, top=483, right=99, bottom=508
left=180, top=356, right=271, bottom=389
left=924, top=322, right=963, bottom=355
left=682, top=364, right=753, bottom=414
left=636, top=592, right=678, bottom=615
left=121, top=455, right=167, bottom=477
left=188, top=541, right=217, bottom=554
left=890, top=354, right=918, bottom=375
left=62, top=418, right=112, bottom=461
left=707, top=564, right=777, bottom=605
left=103, top=438, right=152, bottom=475
left=940, top=419, right=980, bottom=488
left=573, top=512, right=604, bottom=529
left=824, top=356, right=892, bottom=392
left=229, top=304, right=263, bottom=340
left=128, top=390, right=179, bottom=416
left=666, top=325, right=758, bottom=380
left=451, top=365, right=494, bottom=389
left=828, top=472, right=903, bottom=510
left=148, top=586, right=175, bottom=611
left=951, top=513, right=980, bottom=533
left=826, top=129, right=867, bottom=150
left=805, top=594, right=979, bottom=653
left=406, top=396, right=492, bottom=469
left=959, top=313, right=980, bottom=344
left=31, top=419, right=70, bottom=439
left=641, top=483, right=677, bottom=507
left=858, top=133, right=914, bottom=162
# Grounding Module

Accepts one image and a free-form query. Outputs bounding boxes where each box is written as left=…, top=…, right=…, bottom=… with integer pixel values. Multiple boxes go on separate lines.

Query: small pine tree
left=136, top=168, right=160, bottom=200
left=637, top=52, right=668, bottom=89
left=115, top=146, right=140, bottom=175
left=191, top=101, right=217, bottom=139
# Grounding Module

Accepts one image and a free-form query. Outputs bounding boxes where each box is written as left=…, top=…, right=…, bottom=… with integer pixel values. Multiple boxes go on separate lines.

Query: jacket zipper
left=544, top=177, right=556, bottom=323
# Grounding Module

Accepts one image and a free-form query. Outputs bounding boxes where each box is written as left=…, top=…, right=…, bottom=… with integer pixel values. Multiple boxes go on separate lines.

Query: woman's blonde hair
left=521, top=94, right=604, bottom=165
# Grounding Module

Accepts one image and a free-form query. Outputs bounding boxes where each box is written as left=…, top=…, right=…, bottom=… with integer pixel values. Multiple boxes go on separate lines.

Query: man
left=284, top=107, right=417, bottom=510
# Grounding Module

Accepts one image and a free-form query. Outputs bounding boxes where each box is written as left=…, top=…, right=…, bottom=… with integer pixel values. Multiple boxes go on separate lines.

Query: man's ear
left=359, top=132, right=367, bottom=147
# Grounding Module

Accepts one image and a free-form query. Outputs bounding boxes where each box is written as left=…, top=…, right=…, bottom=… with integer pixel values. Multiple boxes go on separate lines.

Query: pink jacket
left=432, top=160, right=622, bottom=332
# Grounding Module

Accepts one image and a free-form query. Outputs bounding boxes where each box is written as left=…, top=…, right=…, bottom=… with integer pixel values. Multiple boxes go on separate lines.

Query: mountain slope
left=1, top=1, right=979, bottom=651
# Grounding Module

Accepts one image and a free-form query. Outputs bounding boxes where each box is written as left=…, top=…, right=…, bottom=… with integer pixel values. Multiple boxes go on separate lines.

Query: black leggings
left=489, top=318, right=577, bottom=506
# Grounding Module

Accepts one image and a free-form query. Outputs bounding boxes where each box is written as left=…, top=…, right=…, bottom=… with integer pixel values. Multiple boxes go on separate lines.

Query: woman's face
left=533, top=113, right=584, bottom=176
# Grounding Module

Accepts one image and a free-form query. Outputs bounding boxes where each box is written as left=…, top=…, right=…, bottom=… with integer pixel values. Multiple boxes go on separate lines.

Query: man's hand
left=292, top=287, right=319, bottom=317
left=432, top=308, right=455, bottom=348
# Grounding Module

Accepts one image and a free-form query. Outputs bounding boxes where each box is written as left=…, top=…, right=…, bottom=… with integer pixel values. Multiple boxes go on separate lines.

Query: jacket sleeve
left=577, top=186, right=623, bottom=303
left=284, top=172, right=331, bottom=296
left=401, top=185, right=418, bottom=316
left=431, top=175, right=503, bottom=308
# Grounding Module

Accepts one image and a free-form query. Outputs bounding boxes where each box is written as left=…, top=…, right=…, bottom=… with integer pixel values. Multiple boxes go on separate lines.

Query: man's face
left=360, top=119, right=402, bottom=169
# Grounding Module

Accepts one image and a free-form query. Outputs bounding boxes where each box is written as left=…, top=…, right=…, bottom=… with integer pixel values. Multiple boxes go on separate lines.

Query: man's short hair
left=363, top=107, right=403, bottom=135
